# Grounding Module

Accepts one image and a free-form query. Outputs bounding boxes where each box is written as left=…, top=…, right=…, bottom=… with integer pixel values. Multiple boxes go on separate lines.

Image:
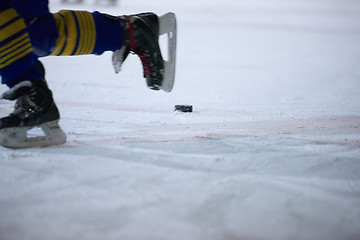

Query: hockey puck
left=174, top=105, right=193, bottom=112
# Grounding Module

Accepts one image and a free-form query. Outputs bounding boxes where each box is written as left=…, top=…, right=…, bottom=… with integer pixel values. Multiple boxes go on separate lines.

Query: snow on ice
left=1, top=0, right=360, bottom=239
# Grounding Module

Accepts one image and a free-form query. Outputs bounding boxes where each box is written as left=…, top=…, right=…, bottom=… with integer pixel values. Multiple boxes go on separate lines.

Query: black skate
left=112, top=12, right=177, bottom=92
left=0, top=74, right=66, bottom=148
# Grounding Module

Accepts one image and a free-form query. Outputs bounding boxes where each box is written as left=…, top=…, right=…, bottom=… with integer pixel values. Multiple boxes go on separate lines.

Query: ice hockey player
left=0, top=0, right=176, bottom=148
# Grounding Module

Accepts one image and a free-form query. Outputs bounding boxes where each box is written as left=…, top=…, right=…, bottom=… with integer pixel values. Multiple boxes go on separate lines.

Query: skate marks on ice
left=2, top=126, right=360, bottom=240
left=39, top=115, right=360, bottom=174
left=1, top=116, right=360, bottom=240
left=62, top=114, right=360, bottom=147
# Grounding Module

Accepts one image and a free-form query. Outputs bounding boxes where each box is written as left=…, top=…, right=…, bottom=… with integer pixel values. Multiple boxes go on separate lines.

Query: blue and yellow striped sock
left=51, top=10, right=123, bottom=56
left=0, top=8, right=43, bottom=87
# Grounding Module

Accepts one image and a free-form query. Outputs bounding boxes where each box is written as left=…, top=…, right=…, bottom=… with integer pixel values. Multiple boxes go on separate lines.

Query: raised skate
left=112, top=12, right=177, bottom=92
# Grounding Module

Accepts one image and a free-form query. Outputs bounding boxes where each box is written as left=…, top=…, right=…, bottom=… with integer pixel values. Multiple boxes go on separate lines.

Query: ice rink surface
left=1, top=0, right=360, bottom=239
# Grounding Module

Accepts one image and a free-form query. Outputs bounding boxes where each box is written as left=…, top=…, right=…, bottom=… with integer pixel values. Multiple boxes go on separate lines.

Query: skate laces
left=12, top=95, right=36, bottom=115
left=1, top=81, right=37, bottom=115
left=124, top=15, right=156, bottom=77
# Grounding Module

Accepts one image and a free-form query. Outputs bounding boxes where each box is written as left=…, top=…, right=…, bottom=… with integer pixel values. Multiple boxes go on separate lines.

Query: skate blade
left=112, top=46, right=127, bottom=74
left=159, top=12, right=177, bottom=92
left=0, top=121, right=67, bottom=149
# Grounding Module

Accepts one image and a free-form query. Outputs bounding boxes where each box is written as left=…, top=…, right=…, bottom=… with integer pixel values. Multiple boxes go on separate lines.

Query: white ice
left=1, top=0, right=360, bottom=239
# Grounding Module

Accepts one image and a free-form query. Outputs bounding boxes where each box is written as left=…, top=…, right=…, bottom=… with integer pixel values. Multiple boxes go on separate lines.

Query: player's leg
left=47, top=10, right=175, bottom=91
left=0, top=3, right=65, bottom=148
left=0, top=5, right=44, bottom=87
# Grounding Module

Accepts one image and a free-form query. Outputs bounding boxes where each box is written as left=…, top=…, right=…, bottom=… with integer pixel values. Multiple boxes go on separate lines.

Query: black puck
left=174, top=105, right=193, bottom=112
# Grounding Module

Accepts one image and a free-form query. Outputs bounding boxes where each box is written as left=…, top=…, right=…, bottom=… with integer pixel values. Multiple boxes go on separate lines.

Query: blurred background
left=1, top=1, right=360, bottom=240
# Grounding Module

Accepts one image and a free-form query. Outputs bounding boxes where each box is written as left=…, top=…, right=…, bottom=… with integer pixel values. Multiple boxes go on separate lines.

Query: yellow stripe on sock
left=0, top=41, right=31, bottom=63
left=50, top=10, right=78, bottom=56
left=0, top=11, right=32, bottom=69
left=61, top=10, right=78, bottom=56
left=82, top=11, right=96, bottom=55
left=0, top=43, right=32, bottom=68
left=0, top=33, right=28, bottom=54
left=0, top=18, right=26, bottom=43
left=73, top=11, right=96, bottom=55
left=74, top=11, right=86, bottom=55
left=51, top=10, right=97, bottom=56
left=0, top=8, right=19, bottom=27
left=0, top=35, right=29, bottom=58
left=50, top=13, right=66, bottom=56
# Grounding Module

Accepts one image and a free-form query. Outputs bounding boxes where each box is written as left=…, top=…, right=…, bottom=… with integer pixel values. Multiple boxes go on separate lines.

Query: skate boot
left=112, top=12, right=177, bottom=92
left=0, top=72, right=66, bottom=148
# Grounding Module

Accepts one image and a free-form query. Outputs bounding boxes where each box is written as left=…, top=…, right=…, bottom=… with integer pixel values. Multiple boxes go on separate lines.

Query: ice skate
left=112, top=12, right=177, bottom=92
left=0, top=77, right=66, bottom=149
